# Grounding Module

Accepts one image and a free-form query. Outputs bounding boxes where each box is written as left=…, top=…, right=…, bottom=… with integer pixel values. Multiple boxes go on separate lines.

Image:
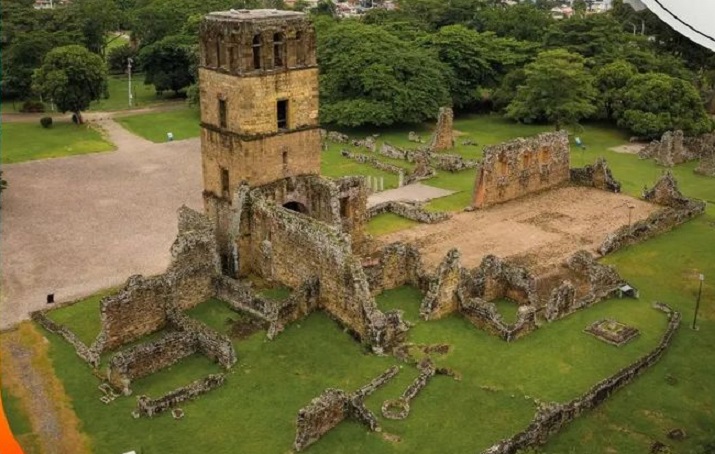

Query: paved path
left=367, top=183, right=456, bottom=208
left=0, top=118, right=203, bottom=329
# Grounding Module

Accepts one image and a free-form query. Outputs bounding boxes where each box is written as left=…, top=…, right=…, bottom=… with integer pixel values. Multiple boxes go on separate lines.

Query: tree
left=32, top=45, right=107, bottom=124
left=505, top=49, right=597, bottom=129
left=397, top=0, right=487, bottom=31
left=545, top=14, right=623, bottom=59
left=614, top=73, right=713, bottom=138
left=69, top=0, right=122, bottom=57
left=429, top=25, right=535, bottom=108
left=318, top=21, right=450, bottom=127
left=593, top=60, right=635, bottom=120
left=139, top=35, right=197, bottom=95
left=476, top=3, right=553, bottom=42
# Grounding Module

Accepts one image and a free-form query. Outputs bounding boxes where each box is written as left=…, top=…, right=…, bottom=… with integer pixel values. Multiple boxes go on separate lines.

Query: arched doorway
left=283, top=201, right=308, bottom=214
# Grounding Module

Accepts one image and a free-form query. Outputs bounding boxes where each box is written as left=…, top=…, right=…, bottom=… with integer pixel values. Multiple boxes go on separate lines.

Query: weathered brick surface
left=473, top=131, right=570, bottom=208
left=427, top=107, right=455, bottom=152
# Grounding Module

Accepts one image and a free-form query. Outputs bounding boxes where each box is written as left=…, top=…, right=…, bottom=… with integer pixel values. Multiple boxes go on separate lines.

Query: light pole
left=127, top=57, right=134, bottom=108
left=692, top=274, right=704, bottom=330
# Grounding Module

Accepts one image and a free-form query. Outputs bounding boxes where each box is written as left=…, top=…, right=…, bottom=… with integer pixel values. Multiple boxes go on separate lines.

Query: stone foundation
left=293, top=366, right=400, bottom=451
left=483, top=303, right=681, bottom=454
left=367, top=201, right=451, bottom=224
left=134, top=374, right=226, bottom=418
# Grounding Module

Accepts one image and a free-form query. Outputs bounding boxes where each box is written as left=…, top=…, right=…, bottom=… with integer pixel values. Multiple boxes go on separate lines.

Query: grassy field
left=4, top=117, right=714, bottom=453
left=1, top=122, right=115, bottom=164
left=90, top=74, right=181, bottom=112
left=115, top=108, right=201, bottom=143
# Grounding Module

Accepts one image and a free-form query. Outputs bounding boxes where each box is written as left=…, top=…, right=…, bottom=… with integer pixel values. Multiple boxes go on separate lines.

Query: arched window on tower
left=252, top=34, right=262, bottom=70
left=273, top=32, right=285, bottom=67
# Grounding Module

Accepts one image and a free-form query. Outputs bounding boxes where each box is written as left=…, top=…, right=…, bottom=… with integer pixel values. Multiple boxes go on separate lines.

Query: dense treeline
left=1, top=0, right=714, bottom=137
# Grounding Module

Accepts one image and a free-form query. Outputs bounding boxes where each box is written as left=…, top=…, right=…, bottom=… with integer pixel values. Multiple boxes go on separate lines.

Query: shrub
left=40, top=116, right=53, bottom=128
left=20, top=100, right=45, bottom=113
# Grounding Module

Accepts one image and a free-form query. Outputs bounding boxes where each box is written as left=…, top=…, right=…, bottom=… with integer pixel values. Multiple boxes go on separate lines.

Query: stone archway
left=283, top=201, right=308, bottom=214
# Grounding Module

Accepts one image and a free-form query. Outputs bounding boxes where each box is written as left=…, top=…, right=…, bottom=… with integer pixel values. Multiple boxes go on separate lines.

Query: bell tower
left=198, top=9, right=321, bottom=202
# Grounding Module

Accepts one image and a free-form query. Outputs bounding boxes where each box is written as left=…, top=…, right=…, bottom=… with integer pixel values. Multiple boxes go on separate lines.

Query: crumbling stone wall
left=135, top=374, right=226, bottom=418
left=600, top=172, right=706, bottom=255
left=99, top=207, right=219, bottom=350
left=377, top=142, right=477, bottom=173
left=472, top=131, right=570, bottom=209
left=340, top=149, right=404, bottom=175
left=695, top=144, right=715, bottom=176
left=246, top=195, right=408, bottom=352
left=639, top=130, right=697, bottom=166
left=107, top=309, right=236, bottom=393
left=367, top=201, right=451, bottom=224
left=294, top=366, right=399, bottom=452
left=483, top=303, right=681, bottom=454
left=427, top=107, right=455, bottom=152
left=31, top=312, right=103, bottom=368
left=362, top=242, right=428, bottom=296
left=570, top=157, right=621, bottom=192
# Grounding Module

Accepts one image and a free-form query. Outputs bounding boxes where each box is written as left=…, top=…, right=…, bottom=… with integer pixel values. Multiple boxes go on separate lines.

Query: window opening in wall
left=218, top=99, right=227, bottom=128
left=216, top=40, right=222, bottom=68
left=539, top=147, right=551, bottom=164
left=273, top=32, right=285, bottom=67
left=220, top=254, right=235, bottom=277
left=252, top=34, right=262, bottom=69
left=522, top=152, right=531, bottom=169
left=339, top=197, right=349, bottom=218
left=220, top=167, right=229, bottom=198
left=498, top=154, right=508, bottom=176
left=277, top=99, right=288, bottom=130
left=282, top=150, right=288, bottom=167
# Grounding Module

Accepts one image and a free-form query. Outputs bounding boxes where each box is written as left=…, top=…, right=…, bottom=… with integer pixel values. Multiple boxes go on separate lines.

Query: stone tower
left=198, top=9, right=320, bottom=200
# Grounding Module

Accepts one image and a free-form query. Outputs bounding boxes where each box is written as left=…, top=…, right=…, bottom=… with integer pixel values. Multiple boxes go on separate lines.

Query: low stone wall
left=695, top=145, right=715, bottom=176
left=340, top=149, right=404, bottom=175
left=134, top=374, right=226, bottom=418
left=367, top=201, right=451, bottom=224
left=99, top=207, right=219, bottom=350
left=430, top=152, right=479, bottom=172
left=31, top=312, right=102, bottom=368
left=639, top=130, right=698, bottom=166
left=482, top=303, right=681, bottom=454
left=108, top=331, right=198, bottom=392
left=461, top=301, right=538, bottom=342
left=599, top=172, right=706, bottom=255
left=294, top=366, right=399, bottom=452
left=570, top=157, right=621, bottom=192
left=107, top=310, right=236, bottom=393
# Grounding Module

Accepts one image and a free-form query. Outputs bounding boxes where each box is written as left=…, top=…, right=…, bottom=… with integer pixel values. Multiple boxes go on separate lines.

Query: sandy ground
left=0, top=119, right=203, bottom=329
left=378, top=186, right=659, bottom=272
left=610, top=143, right=647, bottom=154
left=367, top=183, right=455, bottom=208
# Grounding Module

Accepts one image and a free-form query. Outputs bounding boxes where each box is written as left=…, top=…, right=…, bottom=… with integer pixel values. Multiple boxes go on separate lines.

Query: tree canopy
left=614, top=73, right=713, bottom=138
left=139, top=34, right=197, bottom=94
left=505, top=49, right=597, bottom=128
left=32, top=45, right=107, bottom=122
left=318, top=21, right=450, bottom=127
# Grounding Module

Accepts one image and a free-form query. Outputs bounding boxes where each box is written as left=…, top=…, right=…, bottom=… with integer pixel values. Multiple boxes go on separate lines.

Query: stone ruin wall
left=569, top=157, right=622, bottom=193
left=599, top=172, right=706, bottom=255
left=472, top=131, right=571, bottom=209
left=362, top=242, right=429, bottom=297
left=135, top=374, right=226, bottom=418
left=640, top=130, right=715, bottom=177
left=367, top=201, right=451, bottom=225
left=107, top=309, right=236, bottom=393
left=483, top=303, right=681, bottom=454
left=99, top=207, right=219, bottom=350
left=245, top=196, right=408, bottom=351
left=427, top=107, right=455, bottom=152
left=294, top=366, right=399, bottom=452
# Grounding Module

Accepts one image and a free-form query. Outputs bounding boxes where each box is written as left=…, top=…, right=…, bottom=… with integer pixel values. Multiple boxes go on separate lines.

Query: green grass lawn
left=45, top=290, right=113, bottom=345
left=1, top=387, right=41, bottom=454
left=15, top=117, right=715, bottom=453
left=90, top=74, right=181, bottom=112
left=1, top=122, right=115, bottom=164
left=114, top=108, right=201, bottom=143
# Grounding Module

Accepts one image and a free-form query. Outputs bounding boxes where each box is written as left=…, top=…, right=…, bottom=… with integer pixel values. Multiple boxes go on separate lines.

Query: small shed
left=618, top=284, right=639, bottom=299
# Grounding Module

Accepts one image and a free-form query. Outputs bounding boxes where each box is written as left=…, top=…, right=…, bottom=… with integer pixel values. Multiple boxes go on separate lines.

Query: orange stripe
left=0, top=392, right=24, bottom=454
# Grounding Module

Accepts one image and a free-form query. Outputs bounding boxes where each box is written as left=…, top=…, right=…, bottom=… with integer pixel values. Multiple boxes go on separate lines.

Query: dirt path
left=378, top=186, right=659, bottom=272
left=0, top=101, right=186, bottom=124
left=0, top=323, right=91, bottom=454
